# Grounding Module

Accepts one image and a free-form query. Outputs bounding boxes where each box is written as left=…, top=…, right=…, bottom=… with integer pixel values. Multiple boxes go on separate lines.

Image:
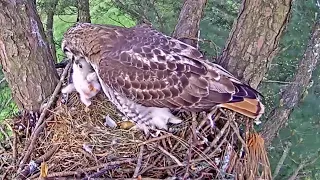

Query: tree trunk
left=218, top=0, right=293, bottom=88
left=172, top=0, right=207, bottom=48
left=77, top=0, right=91, bottom=23
left=0, top=0, right=59, bottom=111
left=45, top=0, right=59, bottom=62
left=261, top=20, right=320, bottom=146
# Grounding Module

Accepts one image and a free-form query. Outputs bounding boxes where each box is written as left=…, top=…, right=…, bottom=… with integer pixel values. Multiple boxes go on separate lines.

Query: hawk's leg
left=113, top=95, right=182, bottom=135
left=132, top=106, right=183, bottom=135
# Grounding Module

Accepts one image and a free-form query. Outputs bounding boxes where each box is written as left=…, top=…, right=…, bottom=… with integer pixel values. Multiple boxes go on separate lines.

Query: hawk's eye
left=78, top=64, right=83, bottom=69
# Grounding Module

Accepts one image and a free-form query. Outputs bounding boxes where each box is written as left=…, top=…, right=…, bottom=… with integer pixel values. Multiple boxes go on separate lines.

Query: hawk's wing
left=98, top=25, right=264, bottom=118
left=62, top=23, right=264, bottom=119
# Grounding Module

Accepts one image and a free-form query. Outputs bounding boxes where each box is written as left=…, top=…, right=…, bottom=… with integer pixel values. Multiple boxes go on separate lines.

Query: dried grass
left=0, top=69, right=272, bottom=179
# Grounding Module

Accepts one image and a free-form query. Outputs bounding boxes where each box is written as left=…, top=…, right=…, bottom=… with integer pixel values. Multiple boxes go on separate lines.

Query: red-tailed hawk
left=61, top=23, right=265, bottom=133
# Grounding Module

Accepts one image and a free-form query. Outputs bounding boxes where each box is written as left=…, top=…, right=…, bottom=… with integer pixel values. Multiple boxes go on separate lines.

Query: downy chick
left=61, top=58, right=101, bottom=107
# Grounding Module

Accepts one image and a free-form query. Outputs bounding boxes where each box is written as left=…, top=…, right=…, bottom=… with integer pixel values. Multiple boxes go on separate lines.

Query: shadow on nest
left=0, top=68, right=272, bottom=180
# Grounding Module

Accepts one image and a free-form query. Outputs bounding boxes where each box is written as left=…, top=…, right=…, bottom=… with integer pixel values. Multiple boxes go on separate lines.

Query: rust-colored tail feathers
left=218, top=97, right=265, bottom=119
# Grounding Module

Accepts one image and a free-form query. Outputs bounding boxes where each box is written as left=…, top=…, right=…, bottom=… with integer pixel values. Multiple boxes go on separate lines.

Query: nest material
left=1, top=92, right=272, bottom=179
left=0, top=65, right=272, bottom=179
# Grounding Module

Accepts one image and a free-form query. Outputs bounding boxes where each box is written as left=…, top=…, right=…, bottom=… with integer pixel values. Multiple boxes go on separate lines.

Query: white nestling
left=61, top=23, right=265, bottom=134
left=61, top=57, right=101, bottom=108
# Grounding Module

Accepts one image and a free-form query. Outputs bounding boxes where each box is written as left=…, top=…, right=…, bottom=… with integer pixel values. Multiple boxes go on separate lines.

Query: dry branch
left=273, top=142, right=292, bottom=179
left=47, top=158, right=136, bottom=178
left=133, top=145, right=145, bottom=178
left=18, top=61, right=71, bottom=173
left=288, top=156, right=320, bottom=180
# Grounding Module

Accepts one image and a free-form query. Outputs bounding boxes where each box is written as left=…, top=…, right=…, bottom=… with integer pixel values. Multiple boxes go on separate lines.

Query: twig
left=18, top=115, right=53, bottom=172
left=138, top=134, right=172, bottom=146
left=183, top=112, right=197, bottom=179
left=178, top=36, right=219, bottom=58
left=133, top=145, right=145, bottom=178
left=148, top=0, right=164, bottom=31
left=0, top=97, right=13, bottom=116
left=2, top=166, right=13, bottom=180
left=82, top=165, right=120, bottom=180
left=203, top=120, right=230, bottom=154
left=112, top=0, right=150, bottom=23
left=78, top=148, right=97, bottom=162
left=157, top=146, right=183, bottom=166
left=262, top=80, right=295, bottom=84
left=18, top=144, right=59, bottom=179
left=47, top=158, right=136, bottom=178
left=288, top=156, right=320, bottom=180
left=0, top=124, right=12, bottom=148
left=18, top=61, right=71, bottom=172
left=153, top=154, right=218, bottom=170
left=229, top=121, right=249, bottom=155
left=108, top=16, right=128, bottom=28
left=34, top=60, right=71, bottom=131
left=12, top=130, right=18, bottom=168
left=273, top=142, right=292, bottom=179
left=209, top=128, right=230, bottom=157
left=139, top=154, right=163, bottom=175
left=0, top=77, right=6, bottom=84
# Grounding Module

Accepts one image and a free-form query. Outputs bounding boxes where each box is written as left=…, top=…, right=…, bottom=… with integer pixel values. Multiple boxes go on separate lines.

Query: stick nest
left=0, top=68, right=272, bottom=180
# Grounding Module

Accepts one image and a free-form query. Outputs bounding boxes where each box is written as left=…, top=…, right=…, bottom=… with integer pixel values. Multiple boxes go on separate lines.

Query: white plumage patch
left=62, top=58, right=101, bottom=107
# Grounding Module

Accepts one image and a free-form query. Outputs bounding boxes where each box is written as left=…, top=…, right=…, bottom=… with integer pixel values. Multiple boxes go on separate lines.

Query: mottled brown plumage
left=61, top=23, right=264, bottom=133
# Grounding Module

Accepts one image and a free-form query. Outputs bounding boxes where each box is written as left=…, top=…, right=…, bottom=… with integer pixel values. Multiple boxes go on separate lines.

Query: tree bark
left=0, top=0, right=59, bottom=111
left=77, top=0, right=91, bottom=23
left=172, top=0, right=207, bottom=48
left=45, top=0, right=59, bottom=62
left=218, top=0, right=293, bottom=88
left=261, top=20, right=320, bottom=146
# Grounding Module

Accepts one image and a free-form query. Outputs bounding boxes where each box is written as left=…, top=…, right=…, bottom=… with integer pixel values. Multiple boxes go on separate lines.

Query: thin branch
left=133, top=145, right=145, bottom=178
left=112, top=0, right=150, bottom=23
left=149, top=0, right=164, bottom=31
left=108, top=15, right=128, bottom=27
left=288, top=155, right=320, bottom=180
left=0, top=77, right=6, bottom=84
left=18, top=61, right=72, bottom=172
left=82, top=165, right=120, bottom=180
left=18, top=116, right=53, bottom=173
left=0, top=97, right=13, bottom=116
left=157, top=146, right=183, bottom=166
left=12, top=130, right=18, bottom=169
left=262, top=80, right=296, bottom=84
left=184, top=112, right=197, bottom=179
left=0, top=124, right=11, bottom=147
left=47, top=158, right=136, bottom=178
left=177, top=36, right=219, bottom=58
left=230, top=120, right=249, bottom=154
left=273, top=142, right=292, bottom=179
left=203, top=119, right=230, bottom=154
left=35, top=61, right=71, bottom=131
left=18, top=144, right=59, bottom=179
left=138, top=134, right=172, bottom=146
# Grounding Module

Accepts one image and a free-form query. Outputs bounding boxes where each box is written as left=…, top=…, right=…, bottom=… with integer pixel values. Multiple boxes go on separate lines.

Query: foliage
left=0, top=68, right=18, bottom=123
left=260, top=0, right=320, bottom=178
